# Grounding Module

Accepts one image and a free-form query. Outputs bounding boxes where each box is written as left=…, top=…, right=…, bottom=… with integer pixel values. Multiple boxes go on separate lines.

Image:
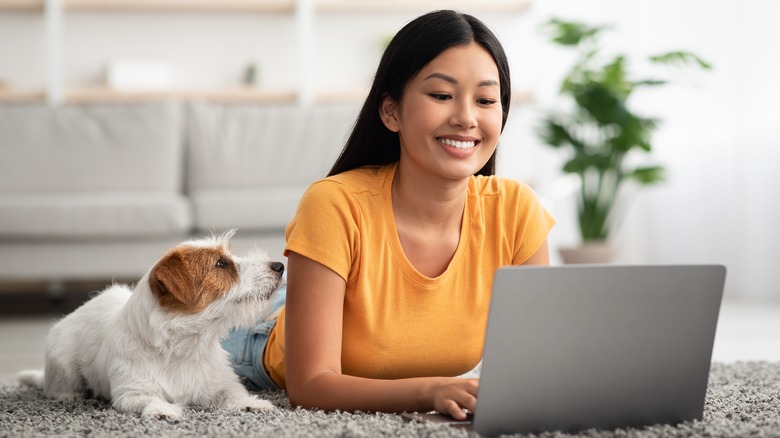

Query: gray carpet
left=1, top=362, right=779, bottom=437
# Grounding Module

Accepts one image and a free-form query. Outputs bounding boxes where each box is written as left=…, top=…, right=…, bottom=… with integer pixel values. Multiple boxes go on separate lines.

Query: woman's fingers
left=434, top=378, right=479, bottom=419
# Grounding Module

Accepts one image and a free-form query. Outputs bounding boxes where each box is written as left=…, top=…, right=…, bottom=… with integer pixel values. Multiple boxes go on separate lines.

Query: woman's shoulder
left=310, top=164, right=392, bottom=195
left=470, top=174, right=534, bottom=198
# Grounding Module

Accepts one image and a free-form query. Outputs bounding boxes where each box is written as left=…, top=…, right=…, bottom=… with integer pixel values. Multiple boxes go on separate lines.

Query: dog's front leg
left=214, top=382, right=274, bottom=412
left=112, top=387, right=183, bottom=420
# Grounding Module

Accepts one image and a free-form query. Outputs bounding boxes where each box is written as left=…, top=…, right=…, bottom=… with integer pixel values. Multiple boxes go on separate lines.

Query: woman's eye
left=477, top=98, right=498, bottom=105
left=216, top=259, right=228, bottom=269
left=429, top=93, right=451, bottom=101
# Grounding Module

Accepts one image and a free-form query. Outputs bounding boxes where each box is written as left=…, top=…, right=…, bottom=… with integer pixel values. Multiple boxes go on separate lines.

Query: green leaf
left=634, top=79, right=667, bottom=87
left=649, top=51, right=712, bottom=70
left=538, top=119, right=589, bottom=151
left=544, top=19, right=608, bottom=46
left=538, top=120, right=567, bottom=148
left=563, top=153, right=611, bottom=174
left=603, top=55, right=632, bottom=96
left=574, top=84, right=629, bottom=126
left=627, top=166, right=666, bottom=184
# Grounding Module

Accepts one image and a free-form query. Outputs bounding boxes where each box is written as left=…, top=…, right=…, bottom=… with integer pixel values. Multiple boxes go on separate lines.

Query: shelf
left=0, top=0, right=529, bottom=13
left=316, top=0, right=530, bottom=13
left=62, top=87, right=298, bottom=104
left=315, top=87, right=369, bottom=104
left=0, top=89, right=46, bottom=103
left=0, top=0, right=43, bottom=10
left=62, top=0, right=295, bottom=12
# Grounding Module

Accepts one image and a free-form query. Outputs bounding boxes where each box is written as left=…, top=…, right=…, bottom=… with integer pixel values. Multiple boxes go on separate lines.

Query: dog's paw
left=16, top=370, right=44, bottom=388
left=53, top=392, right=84, bottom=402
left=141, top=400, right=183, bottom=420
left=239, top=395, right=275, bottom=412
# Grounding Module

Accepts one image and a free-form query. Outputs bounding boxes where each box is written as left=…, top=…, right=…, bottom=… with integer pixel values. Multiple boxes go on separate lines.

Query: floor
left=0, top=294, right=779, bottom=382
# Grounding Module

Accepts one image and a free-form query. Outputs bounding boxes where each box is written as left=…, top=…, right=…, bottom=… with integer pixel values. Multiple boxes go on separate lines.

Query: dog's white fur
left=18, top=230, right=284, bottom=419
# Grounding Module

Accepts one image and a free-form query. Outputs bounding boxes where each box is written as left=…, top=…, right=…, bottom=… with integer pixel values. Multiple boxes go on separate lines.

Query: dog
left=17, top=229, right=284, bottom=419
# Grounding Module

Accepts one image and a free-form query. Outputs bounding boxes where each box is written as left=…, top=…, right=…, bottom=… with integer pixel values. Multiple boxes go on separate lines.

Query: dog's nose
left=269, top=262, right=284, bottom=276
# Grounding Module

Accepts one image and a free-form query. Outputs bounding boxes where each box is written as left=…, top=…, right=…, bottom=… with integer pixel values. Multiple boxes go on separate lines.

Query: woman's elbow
left=286, top=384, right=312, bottom=410
left=285, top=371, right=337, bottom=411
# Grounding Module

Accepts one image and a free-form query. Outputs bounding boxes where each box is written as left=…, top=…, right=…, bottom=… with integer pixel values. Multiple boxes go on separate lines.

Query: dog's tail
left=17, top=369, right=44, bottom=388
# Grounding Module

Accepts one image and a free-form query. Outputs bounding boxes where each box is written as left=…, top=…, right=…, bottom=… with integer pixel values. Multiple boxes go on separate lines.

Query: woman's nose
left=449, top=101, right=478, bottom=129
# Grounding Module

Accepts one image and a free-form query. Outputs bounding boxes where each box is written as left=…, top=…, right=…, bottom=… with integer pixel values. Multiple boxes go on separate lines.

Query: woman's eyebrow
left=424, top=73, right=499, bottom=88
left=424, top=72, right=458, bottom=84
left=478, top=79, right=499, bottom=87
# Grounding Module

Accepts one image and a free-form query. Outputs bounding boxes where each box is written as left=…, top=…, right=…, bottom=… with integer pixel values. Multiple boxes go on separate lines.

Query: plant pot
left=558, top=242, right=616, bottom=264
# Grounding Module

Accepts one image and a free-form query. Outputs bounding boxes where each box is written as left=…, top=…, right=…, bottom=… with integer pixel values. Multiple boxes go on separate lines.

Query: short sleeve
left=510, top=182, right=556, bottom=264
left=284, top=180, right=362, bottom=281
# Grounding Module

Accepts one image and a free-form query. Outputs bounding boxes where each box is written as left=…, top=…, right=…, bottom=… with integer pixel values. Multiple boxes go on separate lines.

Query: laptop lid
left=473, top=265, right=726, bottom=436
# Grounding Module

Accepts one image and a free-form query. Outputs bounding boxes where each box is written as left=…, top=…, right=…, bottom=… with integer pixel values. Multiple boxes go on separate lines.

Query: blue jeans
left=222, top=285, right=286, bottom=391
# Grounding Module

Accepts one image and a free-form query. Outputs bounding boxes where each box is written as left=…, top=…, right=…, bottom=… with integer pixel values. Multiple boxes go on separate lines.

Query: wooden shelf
left=0, top=0, right=530, bottom=13
left=62, top=87, right=298, bottom=103
left=314, top=87, right=369, bottom=104
left=0, top=0, right=43, bottom=10
left=0, top=0, right=44, bottom=12
left=62, top=0, right=295, bottom=13
left=316, top=0, right=530, bottom=13
left=0, top=89, right=46, bottom=103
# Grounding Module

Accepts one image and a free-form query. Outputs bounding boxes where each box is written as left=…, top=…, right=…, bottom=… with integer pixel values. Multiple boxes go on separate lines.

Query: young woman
left=223, top=10, right=555, bottom=420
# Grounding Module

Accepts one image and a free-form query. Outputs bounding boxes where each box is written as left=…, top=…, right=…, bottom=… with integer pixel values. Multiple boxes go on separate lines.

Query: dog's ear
left=149, top=251, right=196, bottom=310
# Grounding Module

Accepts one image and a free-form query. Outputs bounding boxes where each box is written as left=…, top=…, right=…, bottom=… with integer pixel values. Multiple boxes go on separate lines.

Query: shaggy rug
left=1, top=362, right=779, bottom=437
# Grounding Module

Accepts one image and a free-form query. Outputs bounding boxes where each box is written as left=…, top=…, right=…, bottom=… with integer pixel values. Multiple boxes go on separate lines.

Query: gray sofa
left=0, top=102, right=358, bottom=285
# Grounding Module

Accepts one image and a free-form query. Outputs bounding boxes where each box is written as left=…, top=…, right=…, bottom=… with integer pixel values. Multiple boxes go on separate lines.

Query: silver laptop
left=405, top=264, right=726, bottom=436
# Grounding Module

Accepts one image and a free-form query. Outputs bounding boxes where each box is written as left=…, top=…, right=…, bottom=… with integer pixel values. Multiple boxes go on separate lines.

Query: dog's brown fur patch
left=149, top=245, right=239, bottom=314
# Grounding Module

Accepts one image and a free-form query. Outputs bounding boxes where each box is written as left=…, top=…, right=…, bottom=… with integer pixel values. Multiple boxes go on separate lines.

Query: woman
left=224, top=10, right=555, bottom=420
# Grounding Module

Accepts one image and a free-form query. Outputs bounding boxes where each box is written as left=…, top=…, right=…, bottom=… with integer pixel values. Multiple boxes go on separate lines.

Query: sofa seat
left=0, top=192, right=191, bottom=239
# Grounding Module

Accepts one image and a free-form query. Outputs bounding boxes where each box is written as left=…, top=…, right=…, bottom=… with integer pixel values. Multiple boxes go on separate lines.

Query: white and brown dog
left=17, top=230, right=284, bottom=419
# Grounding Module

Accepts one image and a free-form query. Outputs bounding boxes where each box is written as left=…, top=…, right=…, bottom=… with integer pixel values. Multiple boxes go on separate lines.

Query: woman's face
left=381, top=42, right=503, bottom=183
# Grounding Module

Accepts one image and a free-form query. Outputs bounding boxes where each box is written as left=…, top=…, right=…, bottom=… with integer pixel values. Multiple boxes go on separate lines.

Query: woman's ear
left=379, top=96, right=400, bottom=133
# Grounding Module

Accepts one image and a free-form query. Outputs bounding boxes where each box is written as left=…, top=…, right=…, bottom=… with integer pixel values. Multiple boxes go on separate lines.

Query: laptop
left=403, top=264, right=726, bottom=436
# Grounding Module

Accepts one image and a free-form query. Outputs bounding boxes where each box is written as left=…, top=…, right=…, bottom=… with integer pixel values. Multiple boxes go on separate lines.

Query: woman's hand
left=429, top=377, right=479, bottom=420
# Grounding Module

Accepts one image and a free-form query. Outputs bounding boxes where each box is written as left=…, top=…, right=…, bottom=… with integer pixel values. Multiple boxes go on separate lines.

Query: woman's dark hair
left=328, top=10, right=511, bottom=177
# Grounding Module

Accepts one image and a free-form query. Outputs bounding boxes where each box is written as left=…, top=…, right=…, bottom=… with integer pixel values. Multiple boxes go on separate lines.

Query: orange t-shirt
left=263, top=163, right=555, bottom=388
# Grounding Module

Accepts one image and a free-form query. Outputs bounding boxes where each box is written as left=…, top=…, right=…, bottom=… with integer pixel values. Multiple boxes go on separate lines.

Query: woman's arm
left=522, top=239, right=550, bottom=265
left=284, top=251, right=477, bottom=420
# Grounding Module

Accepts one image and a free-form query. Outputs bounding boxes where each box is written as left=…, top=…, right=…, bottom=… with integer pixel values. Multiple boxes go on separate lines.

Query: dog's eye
left=216, top=258, right=229, bottom=269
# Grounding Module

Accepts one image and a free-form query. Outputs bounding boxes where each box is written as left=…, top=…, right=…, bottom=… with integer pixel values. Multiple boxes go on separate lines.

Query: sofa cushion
left=0, top=192, right=192, bottom=238
left=0, top=103, right=183, bottom=194
left=191, top=187, right=306, bottom=232
left=186, top=103, right=358, bottom=230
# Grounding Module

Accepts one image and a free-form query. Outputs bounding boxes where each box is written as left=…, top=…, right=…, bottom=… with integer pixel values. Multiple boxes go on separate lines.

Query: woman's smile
left=437, top=137, right=479, bottom=149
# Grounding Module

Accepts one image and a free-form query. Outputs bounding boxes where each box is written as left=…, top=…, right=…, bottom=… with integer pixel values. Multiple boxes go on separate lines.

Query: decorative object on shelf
left=105, top=60, right=173, bottom=91
left=243, top=61, right=260, bottom=87
left=538, top=19, right=711, bottom=264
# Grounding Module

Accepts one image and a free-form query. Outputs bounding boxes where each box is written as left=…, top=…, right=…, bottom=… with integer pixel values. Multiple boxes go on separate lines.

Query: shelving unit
left=63, top=0, right=295, bottom=13
left=62, top=87, right=298, bottom=104
left=0, top=0, right=531, bottom=105
left=0, top=88, right=46, bottom=103
left=315, top=0, right=529, bottom=13
left=0, top=0, right=43, bottom=10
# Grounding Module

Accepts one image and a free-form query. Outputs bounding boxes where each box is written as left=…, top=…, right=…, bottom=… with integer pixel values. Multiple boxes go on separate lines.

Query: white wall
left=518, top=0, right=780, bottom=302
left=1, top=1, right=778, bottom=301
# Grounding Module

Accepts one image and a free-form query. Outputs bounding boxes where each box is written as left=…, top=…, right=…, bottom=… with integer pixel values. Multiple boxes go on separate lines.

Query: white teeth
left=439, top=138, right=476, bottom=149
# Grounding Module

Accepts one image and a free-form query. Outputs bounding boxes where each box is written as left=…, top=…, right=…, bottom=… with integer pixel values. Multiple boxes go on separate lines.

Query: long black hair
left=328, top=10, right=511, bottom=177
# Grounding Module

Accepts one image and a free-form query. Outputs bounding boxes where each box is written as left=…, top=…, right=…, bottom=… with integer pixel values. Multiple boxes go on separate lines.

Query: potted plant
left=538, top=19, right=711, bottom=263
